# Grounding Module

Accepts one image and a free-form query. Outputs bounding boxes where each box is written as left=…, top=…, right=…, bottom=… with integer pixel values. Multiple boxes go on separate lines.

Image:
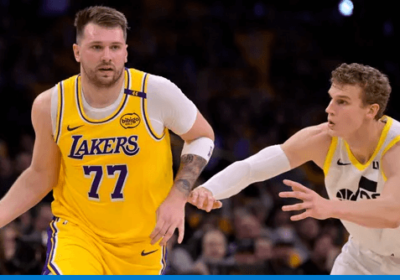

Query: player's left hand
left=150, top=195, right=185, bottom=246
left=279, top=179, right=332, bottom=221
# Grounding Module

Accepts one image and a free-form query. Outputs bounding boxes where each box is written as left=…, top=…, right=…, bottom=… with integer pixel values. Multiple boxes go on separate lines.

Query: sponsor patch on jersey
left=120, top=113, right=141, bottom=129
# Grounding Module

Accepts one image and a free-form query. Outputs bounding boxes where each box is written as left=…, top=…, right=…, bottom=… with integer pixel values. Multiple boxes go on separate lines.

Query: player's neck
left=344, top=120, right=385, bottom=164
left=80, top=75, right=124, bottom=108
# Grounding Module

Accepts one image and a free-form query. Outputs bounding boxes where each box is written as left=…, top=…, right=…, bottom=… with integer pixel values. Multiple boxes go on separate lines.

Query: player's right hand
left=188, top=187, right=222, bottom=212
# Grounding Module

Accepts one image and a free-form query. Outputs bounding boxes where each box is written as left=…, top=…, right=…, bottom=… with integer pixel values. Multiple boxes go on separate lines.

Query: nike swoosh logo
left=141, top=249, right=158, bottom=256
left=67, top=125, right=84, bottom=131
left=337, top=159, right=351, bottom=166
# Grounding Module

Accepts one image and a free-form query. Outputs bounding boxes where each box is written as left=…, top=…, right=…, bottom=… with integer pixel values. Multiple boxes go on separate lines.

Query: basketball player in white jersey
left=188, top=63, right=400, bottom=274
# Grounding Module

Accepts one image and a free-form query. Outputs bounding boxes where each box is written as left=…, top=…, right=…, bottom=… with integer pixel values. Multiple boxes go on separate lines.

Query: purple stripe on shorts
left=41, top=222, right=54, bottom=275
left=161, top=246, right=169, bottom=275
left=42, top=218, right=61, bottom=275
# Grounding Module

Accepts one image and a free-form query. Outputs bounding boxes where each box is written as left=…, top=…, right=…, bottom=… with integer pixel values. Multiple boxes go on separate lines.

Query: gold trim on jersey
left=140, top=73, right=166, bottom=141
left=75, top=69, right=131, bottom=124
left=344, top=116, right=393, bottom=171
left=381, top=134, right=400, bottom=181
left=323, top=136, right=338, bottom=176
left=54, top=82, right=65, bottom=144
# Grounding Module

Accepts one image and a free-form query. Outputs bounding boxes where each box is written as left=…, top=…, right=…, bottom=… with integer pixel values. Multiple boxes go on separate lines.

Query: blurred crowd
left=1, top=0, right=400, bottom=275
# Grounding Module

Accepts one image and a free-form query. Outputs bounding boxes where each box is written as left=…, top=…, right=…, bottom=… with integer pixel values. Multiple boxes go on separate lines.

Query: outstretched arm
left=280, top=142, right=400, bottom=228
left=0, top=89, right=60, bottom=228
left=188, top=124, right=332, bottom=211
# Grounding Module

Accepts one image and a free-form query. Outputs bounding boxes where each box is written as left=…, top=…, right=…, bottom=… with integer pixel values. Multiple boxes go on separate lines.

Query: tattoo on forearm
left=181, top=154, right=194, bottom=164
left=174, top=154, right=207, bottom=196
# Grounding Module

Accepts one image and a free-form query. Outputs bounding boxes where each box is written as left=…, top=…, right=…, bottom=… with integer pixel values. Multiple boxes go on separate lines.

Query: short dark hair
left=331, top=63, right=391, bottom=120
left=74, top=6, right=129, bottom=43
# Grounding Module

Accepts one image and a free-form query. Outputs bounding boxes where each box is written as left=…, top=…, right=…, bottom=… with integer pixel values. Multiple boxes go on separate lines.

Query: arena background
left=0, top=0, right=399, bottom=275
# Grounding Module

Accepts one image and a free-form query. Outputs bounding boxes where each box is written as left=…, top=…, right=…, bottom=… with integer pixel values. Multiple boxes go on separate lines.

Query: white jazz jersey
left=324, top=116, right=400, bottom=257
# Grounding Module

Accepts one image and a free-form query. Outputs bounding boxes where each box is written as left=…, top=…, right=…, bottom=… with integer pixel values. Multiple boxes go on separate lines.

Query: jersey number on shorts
left=83, top=165, right=128, bottom=201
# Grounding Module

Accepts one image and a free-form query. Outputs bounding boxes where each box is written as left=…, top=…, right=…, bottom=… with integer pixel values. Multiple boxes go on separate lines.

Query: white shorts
left=331, top=237, right=400, bottom=275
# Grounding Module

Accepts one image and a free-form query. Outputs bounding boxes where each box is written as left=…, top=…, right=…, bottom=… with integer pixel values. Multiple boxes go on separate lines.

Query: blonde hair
left=331, top=63, right=391, bottom=120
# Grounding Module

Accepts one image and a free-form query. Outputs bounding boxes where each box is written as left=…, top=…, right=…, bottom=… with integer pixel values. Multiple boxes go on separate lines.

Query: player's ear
left=73, top=44, right=81, bottom=63
left=367, top=103, right=380, bottom=120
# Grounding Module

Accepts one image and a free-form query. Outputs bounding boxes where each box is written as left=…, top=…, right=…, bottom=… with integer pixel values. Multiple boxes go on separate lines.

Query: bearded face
left=74, top=22, right=127, bottom=88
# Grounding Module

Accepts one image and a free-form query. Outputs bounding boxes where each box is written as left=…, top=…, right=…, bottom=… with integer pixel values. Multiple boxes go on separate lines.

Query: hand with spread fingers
left=149, top=196, right=185, bottom=247
left=188, top=187, right=223, bottom=212
left=279, top=179, right=333, bottom=221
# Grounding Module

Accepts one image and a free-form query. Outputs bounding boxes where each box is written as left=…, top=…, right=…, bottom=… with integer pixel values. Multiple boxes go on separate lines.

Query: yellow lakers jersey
left=52, top=68, right=173, bottom=243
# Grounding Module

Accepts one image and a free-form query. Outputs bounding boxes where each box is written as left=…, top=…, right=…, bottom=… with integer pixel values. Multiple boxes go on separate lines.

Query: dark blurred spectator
left=164, top=233, right=194, bottom=275
left=255, top=237, right=273, bottom=263
left=233, top=208, right=269, bottom=241
left=9, top=238, right=44, bottom=274
left=268, top=239, right=299, bottom=275
left=293, top=218, right=321, bottom=263
left=0, top=156, right=17, bottom=198
left=18, top=134, right=34, bottom=154
left=230, top=239, right=260, bottom=274
left=191, top=229, right=234, bottom=275
left=252, top=237, right=276, bottom=274
left=17, top=211, right=33, bottom=235
left=0, top=227, right=9, bottom=274
left=8, top=204, right=53, bottom=275
left=1, top=223, right=19, bottom=274
left=0, top=141, right=8, bottom=158
left=297, top=234, right=339, bottom=275
left=184, top=212, right=220, bottom=260
left=13, top=152, right=32, bottom=176
left=21, top=203, right=52, bottom=247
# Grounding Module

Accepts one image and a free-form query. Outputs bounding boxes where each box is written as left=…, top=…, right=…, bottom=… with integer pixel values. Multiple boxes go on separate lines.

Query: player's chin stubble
left=82, top=64, right=124, bottom=88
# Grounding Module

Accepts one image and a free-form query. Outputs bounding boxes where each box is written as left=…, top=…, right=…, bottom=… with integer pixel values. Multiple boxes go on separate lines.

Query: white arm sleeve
left=181, top=137, right=214, bottom=162
left=146, top=74, right=197, bottom=135
left=201, top=145, right=291, bottom=200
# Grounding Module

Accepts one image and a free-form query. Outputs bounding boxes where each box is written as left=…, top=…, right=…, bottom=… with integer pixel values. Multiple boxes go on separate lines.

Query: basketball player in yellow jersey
left=190, top=63, right=400, bottom=274
left=0, top=6, right=215, bottom=275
